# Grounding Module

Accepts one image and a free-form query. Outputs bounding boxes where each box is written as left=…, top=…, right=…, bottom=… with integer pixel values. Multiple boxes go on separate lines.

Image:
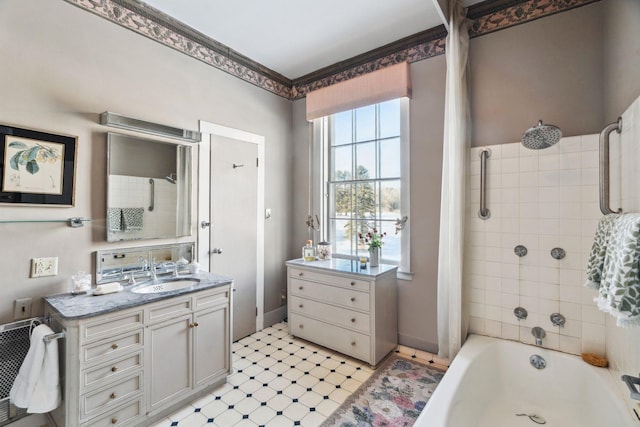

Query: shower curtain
left=437, top=0, right=470, bottom=360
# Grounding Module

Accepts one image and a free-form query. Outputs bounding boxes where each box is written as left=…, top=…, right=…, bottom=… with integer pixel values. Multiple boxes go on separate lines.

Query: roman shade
left=305, top=62, right=412, bottom=121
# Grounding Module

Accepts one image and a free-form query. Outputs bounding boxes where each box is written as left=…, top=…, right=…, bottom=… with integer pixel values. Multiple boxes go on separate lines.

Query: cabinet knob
left=351, top=318, right=356, bottom=323
left=351, top=341, right=356, bottom=346
left=298, top=272, right=304, bottom=277
left=350, top=297, right=355, bottom=302
left=111, top=418, right=118, bottom=424
left=350, top=281, right=355, bottom=286
left=299, top=286, right=303, bottom=290
left=189, top=323, right=195, bottom=328
left=110, top=392, right=116, bottom=399
left=299, top=324, right=304, bottom=329
left=299, top=304, right=303, bottom=309
left=111, top=343, right=118, bottom=350
left=194, top=322, right=199, bottom=327
left=111, top=366, right=118, bottom=372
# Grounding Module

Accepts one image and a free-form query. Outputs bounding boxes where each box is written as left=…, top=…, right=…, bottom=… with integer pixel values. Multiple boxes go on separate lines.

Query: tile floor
left=152, top=322, right=447, bottom=427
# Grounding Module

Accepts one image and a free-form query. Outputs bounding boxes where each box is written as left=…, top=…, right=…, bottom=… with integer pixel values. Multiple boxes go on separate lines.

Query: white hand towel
left=9, top=324, right=61, bottom=413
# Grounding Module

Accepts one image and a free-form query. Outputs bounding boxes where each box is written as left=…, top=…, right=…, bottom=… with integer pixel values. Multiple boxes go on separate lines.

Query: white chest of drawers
left=286, top=258, right=397, bottom=366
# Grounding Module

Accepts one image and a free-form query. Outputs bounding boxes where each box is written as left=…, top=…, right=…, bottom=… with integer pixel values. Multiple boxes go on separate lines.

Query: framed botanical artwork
left=0, top=124, right=77, bottom=206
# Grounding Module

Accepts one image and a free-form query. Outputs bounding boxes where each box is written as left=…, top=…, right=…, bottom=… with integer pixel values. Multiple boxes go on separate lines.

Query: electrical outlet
left=14, top=298, right=32, bottom=320
left=31, top=257, right=58, bottom=277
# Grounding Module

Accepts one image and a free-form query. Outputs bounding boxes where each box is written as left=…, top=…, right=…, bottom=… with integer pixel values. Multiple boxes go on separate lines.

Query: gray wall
left=603, top=0, right=640, bottom=121
left=470, top=2, right=604, bottom=147
left=0, top=0, right=292, bottom=324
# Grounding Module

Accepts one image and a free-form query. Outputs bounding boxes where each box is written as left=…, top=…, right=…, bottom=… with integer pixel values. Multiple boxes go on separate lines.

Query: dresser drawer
left=146, top=296, right=191, bottom=323
left=80, top=310, right=143, bottom=343
left=290, top=278, right=370, bottom=311
left=289, top=268, right=370, bottom=292
left=81, top=351, right=143, bottom=390
left=82, top=330, right=143, bottom=365
left=81, top=397, right=143, bottom=427
left=289, top=313, right=371, bottom=363
left=81, top=372, right=143, bottom=418
left=289, top=296, right=370, bottom=334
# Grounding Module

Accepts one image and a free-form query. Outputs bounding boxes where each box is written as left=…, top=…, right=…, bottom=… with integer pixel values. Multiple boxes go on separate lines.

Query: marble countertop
left=43, top=272, right=233, bottom=320
left=286, top=258, right=397, bottom=278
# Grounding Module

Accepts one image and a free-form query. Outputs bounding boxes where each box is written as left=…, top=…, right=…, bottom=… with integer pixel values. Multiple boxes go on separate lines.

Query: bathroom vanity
left=286, top=258, right=397, bottom=366
left=43, top=272, right=232, bottom=427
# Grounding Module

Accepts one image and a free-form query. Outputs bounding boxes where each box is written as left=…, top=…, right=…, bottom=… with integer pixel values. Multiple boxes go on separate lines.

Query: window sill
left=397, top=271, right=413, bottom=281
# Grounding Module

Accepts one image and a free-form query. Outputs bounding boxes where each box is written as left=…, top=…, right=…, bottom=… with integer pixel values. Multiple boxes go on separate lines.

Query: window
left=314, top=98, right=410, bottom=275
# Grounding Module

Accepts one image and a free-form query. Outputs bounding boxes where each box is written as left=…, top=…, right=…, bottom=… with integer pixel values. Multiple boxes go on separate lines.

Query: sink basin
left=131, top=278, right=200, bottom=294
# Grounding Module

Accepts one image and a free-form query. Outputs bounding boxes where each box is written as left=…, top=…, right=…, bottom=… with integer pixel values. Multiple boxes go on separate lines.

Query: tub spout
left=531, top=327, right=546, bottom=346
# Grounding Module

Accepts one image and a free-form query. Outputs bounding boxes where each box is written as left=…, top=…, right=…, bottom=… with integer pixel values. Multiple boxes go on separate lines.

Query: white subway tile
left=559, top=285, right=581, bottom=303
left=469, top=316, right=484, bottom=334
left=501, top=323, right=519, bottom=341
left=559, top=335, right=582, bottom=354
left=581, top=323, right=606, bottom=356
left=485, top=320, right=502, bottom=337
left=582, top=305, right=606, bottom=325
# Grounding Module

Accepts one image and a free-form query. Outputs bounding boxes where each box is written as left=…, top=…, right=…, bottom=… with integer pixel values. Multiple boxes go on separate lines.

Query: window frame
left=311, top=97, right=411, bottom=279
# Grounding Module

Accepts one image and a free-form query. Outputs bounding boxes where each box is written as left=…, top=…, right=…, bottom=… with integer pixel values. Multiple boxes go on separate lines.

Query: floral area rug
left=321, top=355, right=445, bottom=427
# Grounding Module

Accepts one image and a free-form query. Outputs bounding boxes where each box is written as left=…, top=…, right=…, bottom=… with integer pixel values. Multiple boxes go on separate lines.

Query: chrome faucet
left=531, top=327, right=546, bottom=346
left=150, top=257, right=158, bottom=280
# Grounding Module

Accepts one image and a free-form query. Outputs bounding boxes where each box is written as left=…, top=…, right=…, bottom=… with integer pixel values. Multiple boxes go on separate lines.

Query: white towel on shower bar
left=591, top=213, right=640, bottom=328
left=9, top=324, right=61, bottom=413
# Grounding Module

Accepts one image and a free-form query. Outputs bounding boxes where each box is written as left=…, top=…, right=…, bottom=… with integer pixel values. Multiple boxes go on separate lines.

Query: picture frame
left=0, top=124, right=77, bottom=206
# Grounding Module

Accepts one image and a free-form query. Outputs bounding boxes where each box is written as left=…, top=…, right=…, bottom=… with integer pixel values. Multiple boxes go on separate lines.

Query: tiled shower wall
left=465, top=135, right=606, bottom=356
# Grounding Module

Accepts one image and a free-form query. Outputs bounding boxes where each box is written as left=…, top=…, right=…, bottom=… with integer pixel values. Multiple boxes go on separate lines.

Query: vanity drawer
left=193, top=287, right=230, bottom=310
left=289, top=313, right=371, bottom=363
left=81, top=397, right=143, bottom=427
left=146, top=296, right=191, bottom=323
left=82, top=330, right=143, bottom=365
left=290, top=278, right=370, bottom=311
left=81, top=372, right=143, bottom=419
left=80, top=310, right=144, bottom=343
left=290, top=268, right=370, bottom=292
left=290, top=295, right=370, bottom=334
left=81, top=351, right=143, bottom=390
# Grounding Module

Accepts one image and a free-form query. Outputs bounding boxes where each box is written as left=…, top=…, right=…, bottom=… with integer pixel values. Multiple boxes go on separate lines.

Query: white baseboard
left=398, top=332, right=438, bottom=354
left=263, top=305, right=287, bottom=328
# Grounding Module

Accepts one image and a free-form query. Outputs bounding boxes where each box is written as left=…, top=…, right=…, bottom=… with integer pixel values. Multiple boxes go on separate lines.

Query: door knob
left=211, top=248, right=223, bottom=254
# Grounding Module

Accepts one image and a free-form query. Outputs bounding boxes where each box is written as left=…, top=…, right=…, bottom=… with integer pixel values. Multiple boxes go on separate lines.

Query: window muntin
left=325, top=98, right=406, bottom=266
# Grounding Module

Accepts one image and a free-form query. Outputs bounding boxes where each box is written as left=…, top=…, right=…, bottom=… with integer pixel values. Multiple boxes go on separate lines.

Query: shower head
left=521, top=120, right=562, bottom=150
left=165, top=173, right=177, bottom=184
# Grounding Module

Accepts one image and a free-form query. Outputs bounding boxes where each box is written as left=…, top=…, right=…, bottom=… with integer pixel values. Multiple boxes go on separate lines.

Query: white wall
left=0, top=0, right=292, bottom=324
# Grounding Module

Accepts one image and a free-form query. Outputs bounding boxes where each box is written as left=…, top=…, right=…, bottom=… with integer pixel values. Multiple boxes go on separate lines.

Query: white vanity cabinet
left=44, top=283, right=231, bottom=427
left=286, top=259, right=397, bottom=366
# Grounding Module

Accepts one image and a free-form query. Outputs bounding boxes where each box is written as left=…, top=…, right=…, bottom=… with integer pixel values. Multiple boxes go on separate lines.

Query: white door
left=211, top=135, right=259, bottom=341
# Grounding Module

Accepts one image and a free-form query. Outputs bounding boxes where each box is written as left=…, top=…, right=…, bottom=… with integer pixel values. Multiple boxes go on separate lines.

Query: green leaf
left=8, top=140, right=27, bottom=149
left=25, top=160, right=39, bottom=175
left=9, top=153, right=19, bottom=170
left=26, top=147, right=39, bottom=161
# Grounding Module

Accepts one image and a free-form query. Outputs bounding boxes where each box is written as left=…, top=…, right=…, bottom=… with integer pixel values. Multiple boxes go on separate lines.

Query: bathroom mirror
left=106, top=132, right=192, bottom=242
left=96, top=242, right=195, bottom=284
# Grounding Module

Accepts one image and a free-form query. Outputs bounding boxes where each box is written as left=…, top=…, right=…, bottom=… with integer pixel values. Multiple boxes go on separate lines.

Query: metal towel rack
left=478, top=148, right=491, bottom=220
left=599, top=117, right=623, bottom=215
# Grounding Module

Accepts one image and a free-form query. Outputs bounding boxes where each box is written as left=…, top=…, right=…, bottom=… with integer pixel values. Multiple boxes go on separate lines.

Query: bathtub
left=415, top=334, right=635, bottom=427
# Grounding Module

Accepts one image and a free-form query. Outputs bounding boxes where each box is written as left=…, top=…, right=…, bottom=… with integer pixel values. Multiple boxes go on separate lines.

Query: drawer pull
left=110, top=392, right=116, bottom=399
left=189, top=323, right=195, bottom=328
left=111, top=343, right=119, bottom=350
left=111, top=366, right=118, bottom=372
left=299, top=286, right=304, bottom=290
left=299, top=304, right=303, bottom=308
left=351, top=318, right=356, bottom=323
left=299, top=324, right=304, bottom=329
left=350, top=281, right=355, bottom=286
left=350, top=297, right=356, bottom=302
left=111, top=418, right=118, bottom=424
left=351, top=341, right=356, bottom=346
left=298, top=272, right=304, bottom=277
left=194, top=322, right=199, bottom=327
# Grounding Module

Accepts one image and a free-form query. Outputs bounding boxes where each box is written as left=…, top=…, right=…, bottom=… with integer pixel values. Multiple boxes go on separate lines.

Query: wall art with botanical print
left=0, top=124, right=77, bottom=206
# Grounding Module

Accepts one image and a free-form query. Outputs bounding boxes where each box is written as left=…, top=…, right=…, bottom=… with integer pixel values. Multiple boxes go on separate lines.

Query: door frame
left=198, top=120, right=265, bottom=331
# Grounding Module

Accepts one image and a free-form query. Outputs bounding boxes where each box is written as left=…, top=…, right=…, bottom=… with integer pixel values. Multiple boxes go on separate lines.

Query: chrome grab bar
left=478, top=148, right=491, bottom=220
left=599, top=117, right=622, bottom=215
left=149, top=178, right=155, bottom=212
left=621, top=374, right=640, bottom=401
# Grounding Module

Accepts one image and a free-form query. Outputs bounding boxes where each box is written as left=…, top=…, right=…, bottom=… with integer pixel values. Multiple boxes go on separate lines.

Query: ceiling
left=141, top=0, right=484, bottom=79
